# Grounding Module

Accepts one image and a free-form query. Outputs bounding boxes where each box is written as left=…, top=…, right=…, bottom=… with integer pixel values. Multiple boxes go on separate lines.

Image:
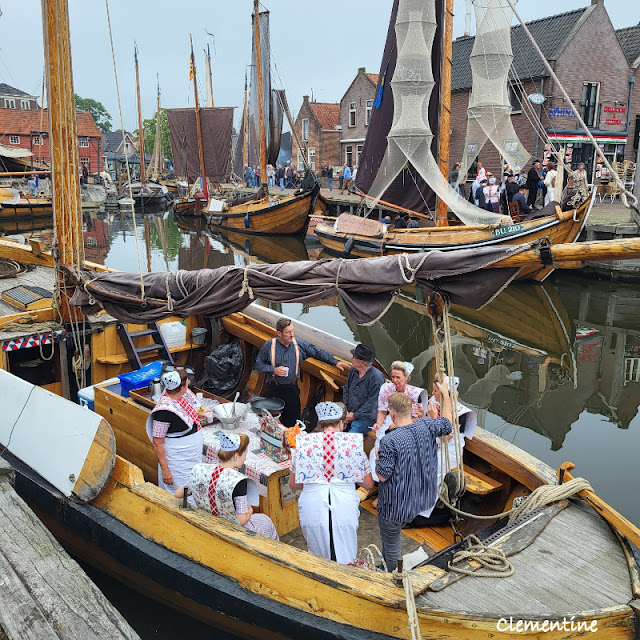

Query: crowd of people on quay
left=146, top=317, right=479, bottom=572
left=448, top=159, right=590, bottom=220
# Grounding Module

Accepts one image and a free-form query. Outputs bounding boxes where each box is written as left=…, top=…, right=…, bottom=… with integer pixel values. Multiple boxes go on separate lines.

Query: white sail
left=457, top=0, right=530, bottom=184
left=366, top=0, right=509, bottom=226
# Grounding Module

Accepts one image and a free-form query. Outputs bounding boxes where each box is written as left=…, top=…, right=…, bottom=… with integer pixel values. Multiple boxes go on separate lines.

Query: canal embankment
left=0, top=457, right=139, bottom=640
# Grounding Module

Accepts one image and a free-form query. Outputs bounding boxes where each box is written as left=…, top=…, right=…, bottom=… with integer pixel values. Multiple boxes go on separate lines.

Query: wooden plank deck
left=417, top=500, right=633, bottom=616
left=0, top=458, right=139, bottom=640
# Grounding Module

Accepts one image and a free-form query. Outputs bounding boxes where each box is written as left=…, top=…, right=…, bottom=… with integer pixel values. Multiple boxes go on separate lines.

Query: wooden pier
left=0, top=458, right=139, bottom=640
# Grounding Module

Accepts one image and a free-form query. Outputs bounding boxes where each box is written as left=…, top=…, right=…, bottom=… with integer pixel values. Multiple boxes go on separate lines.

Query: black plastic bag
left=300, top=384, right=325, bottom=432
left=197, top=341, right=243, bottom=395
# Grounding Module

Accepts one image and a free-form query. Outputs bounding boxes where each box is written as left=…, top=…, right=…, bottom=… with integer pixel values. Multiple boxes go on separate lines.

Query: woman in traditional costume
left=369, top=361, right=427, bottom=482
left=145, top=369, right=209, bottom=500
left=289, top=402, right=373, bottom=564
left=178, top=433, right=279, bottom=539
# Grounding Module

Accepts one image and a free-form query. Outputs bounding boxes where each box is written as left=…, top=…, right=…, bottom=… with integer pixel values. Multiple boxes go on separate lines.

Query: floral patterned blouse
left=377, top=382, right=424, bottom=416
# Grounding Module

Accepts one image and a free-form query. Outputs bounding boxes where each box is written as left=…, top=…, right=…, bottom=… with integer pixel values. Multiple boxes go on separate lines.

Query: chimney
left=591, top=0, right=603, bottom=4
left=303, top=95, right=309, bottom=103
left=358, top=67, right=366, bottom=74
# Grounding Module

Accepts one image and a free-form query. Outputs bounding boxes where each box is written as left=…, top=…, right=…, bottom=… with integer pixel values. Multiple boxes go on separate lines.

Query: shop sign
left=549, top=107, right=575, bottom=117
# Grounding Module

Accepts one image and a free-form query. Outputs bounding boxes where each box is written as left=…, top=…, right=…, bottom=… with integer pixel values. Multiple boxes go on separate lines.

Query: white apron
left=298, top=481, right=360, bottom=565
left=293, top=431, right=367, bottom=564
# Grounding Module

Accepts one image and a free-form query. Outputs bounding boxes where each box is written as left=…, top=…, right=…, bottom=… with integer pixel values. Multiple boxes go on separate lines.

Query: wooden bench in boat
left=360, top=465, right=504, bottom=551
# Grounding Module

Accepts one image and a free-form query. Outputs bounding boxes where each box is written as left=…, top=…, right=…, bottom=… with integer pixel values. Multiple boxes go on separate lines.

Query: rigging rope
left=104, top=0, right=146, bottom=302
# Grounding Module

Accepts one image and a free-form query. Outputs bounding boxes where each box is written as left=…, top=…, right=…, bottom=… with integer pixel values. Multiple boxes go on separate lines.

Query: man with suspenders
left=256, top=317, right=348, bottom=427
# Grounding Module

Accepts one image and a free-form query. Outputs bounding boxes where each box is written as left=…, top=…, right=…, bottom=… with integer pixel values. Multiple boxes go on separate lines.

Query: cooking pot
left=250, top=396, right=285, bottom=416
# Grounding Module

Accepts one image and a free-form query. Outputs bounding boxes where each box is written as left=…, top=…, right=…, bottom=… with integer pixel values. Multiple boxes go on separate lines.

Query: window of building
left=297, top=148, right=305, bottom=172
left=349, top=102, right=356, bottom=127
left=356, top=144, right=363, bottom=165
left=9, top=135, right=20, bottom=144
left=21, top=100, right=31, bottom=110
left=308, top=147, right=316, bottom=171
left=80, top=157, right=89, bottom=165
left=86, top=237, right=98, bottom=248
left=32, top=135, right=40, bottom=145
left=79, top=137, right=89, bottom=147
left=302, top=118, right=309, bottom=142
left=345, top=145, right=353, bottom=167
left=4, top=98, right=15, bottom=109
left=366, top=100, right=373, bottom=125
left=581, top=82, right=600, bottom=128
left=125, top=143, right=130, bottom=152
left=508, top=85, right=522, bottom=114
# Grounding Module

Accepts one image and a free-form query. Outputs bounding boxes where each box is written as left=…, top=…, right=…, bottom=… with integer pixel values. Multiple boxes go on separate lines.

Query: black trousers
left=265, top=382, right=300, bottom=427
left=527, top=186, right=537, bottom=207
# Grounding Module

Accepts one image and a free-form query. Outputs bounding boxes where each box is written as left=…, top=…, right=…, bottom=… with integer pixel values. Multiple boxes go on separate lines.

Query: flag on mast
left=189, top=34, right=194, bottom=81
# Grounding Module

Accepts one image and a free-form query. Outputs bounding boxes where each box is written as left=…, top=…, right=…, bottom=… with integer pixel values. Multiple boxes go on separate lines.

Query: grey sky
left=0, top=0, right=634, bottom=133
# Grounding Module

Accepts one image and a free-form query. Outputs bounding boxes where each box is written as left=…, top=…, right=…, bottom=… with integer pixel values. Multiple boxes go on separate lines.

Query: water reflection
left=7, top=209, right=639, bottom=523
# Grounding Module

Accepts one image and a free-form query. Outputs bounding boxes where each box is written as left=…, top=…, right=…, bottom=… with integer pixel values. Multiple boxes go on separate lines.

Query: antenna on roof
left=464, top=0, right=471, bottom=36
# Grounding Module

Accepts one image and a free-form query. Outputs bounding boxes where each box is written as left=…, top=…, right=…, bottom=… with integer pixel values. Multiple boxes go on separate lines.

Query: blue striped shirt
left=375, top=417, right=452, bottom=522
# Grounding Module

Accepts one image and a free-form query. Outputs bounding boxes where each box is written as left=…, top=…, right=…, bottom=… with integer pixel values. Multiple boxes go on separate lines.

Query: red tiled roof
left=309, top=102, right=340, bottom=130
left=366, top=73, right=379, bottom=86
left=0, top=107, right=102, bottom=142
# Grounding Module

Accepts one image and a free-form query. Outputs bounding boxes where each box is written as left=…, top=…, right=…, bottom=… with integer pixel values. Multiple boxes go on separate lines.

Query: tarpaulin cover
left=166, top=107, right=234, bottom=183
left=69, top=246, right=531, bottom=326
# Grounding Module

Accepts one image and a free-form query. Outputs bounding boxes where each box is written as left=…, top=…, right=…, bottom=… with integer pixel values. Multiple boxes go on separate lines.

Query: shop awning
left=546, top=129, right=627, bottom=144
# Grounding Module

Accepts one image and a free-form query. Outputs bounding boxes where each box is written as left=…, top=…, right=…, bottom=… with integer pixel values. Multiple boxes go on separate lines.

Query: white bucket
left=159, top=321, right=187, bottom=349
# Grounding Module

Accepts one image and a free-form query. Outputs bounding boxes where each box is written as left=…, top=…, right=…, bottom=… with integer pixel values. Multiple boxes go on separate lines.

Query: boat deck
left=0, top=263, right=56, bottom=341
left=417, top=500, right=633, bottom=616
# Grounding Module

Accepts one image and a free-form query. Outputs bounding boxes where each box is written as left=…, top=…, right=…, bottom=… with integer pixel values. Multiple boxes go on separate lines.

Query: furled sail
left=457, top=0, right=530, bottom=184
left=147, top=85, right=163, bottom=181
left=362, top=0, right=508, bottom=226
left=233, top=10, right=284, bottom=176
left=166, top=107, right=234, bottom=183
left=68, top=245, right=531, bottom=326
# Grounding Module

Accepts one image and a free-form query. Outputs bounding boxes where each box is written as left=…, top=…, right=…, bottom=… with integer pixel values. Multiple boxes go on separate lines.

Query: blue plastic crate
left=117, top=360, right=163, bottom=397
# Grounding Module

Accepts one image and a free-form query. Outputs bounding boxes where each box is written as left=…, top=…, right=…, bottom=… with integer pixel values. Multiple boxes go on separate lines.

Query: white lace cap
left=161, top=371, right=181, bottom=390
left=315, top=401, right=343, bottom=421
left=219, top=432, right=241, bottom=452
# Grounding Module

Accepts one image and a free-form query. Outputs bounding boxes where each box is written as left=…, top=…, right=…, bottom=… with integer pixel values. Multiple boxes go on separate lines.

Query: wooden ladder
left=116, top=323, right=175, bottom=369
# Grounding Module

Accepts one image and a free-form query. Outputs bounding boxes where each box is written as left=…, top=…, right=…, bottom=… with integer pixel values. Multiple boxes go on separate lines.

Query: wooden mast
left=190, top=35, right=208, bottom=198
left=253, top=0, right=268, bottom=189
left=242, top=69, right=248, bottom=169
left=134, top=44, right=146, bottom=185
left=41, top=0, right=83, bottom=308
left=204, top=45, right=214, bottom=108
left=149, top=79, right=163, bottom=181
left=436, top=0, right=454, bottom=227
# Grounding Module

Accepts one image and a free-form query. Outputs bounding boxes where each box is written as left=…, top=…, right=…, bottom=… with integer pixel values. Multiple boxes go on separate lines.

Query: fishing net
left=456, top=0, right=529, bottom=183
left=366, top=0, right=508, bottom=226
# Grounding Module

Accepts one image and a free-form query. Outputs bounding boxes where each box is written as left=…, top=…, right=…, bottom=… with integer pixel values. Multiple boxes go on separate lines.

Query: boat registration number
left=492, top=224, right=524, bottom=238
left=486, top=332, right=515, bottom=349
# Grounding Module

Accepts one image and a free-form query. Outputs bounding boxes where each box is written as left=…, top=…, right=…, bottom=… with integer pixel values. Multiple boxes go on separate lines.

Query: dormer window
left=4, top=98, right=16, bottom=109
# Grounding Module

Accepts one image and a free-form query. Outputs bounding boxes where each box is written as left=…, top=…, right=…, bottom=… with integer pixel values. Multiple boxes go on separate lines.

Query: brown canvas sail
left=166, top=107, right=234, bottom=183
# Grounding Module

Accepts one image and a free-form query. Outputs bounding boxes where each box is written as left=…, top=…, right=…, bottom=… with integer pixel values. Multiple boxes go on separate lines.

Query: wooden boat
left=202, top=1, right=320, bottom=236
left=0, top=187, right=53, bottom=219
left=205, top=182, right=320, bottom=235
left=316, top=195, right=594, bottom=281
left=3, top=301, right=640, bottom=639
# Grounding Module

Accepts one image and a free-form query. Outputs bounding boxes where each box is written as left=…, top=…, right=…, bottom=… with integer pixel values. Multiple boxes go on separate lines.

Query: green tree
left=74, top=94, right=112, bottom=133
left=140, top=109, right=172, bottom=161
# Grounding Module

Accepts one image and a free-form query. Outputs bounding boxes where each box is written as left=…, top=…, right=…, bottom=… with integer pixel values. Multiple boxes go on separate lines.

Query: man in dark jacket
left=526, top=160, right=541, bottom=208
left=393, top=214, right=407, bottom=229
left=513, top=185, right=532, bottom=217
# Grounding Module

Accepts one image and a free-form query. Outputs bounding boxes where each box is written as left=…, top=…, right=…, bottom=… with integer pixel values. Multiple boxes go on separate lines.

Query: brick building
left=291, top=96, right=340, bottom=173
left=450, top=1, right=634, bottom=185
left=616, top=25, right=640, bottom=166
left=0, top=83, right=103, bottom=173
left=339, top=67, right=379, bottom=168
